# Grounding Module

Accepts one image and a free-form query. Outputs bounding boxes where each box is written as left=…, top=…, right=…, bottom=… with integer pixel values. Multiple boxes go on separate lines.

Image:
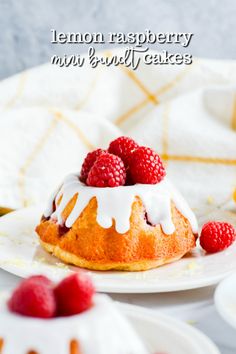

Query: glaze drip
left=44, top=174, right=198, bottom=235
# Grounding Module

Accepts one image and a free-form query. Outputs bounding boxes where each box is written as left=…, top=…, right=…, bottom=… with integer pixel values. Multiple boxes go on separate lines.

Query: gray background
left=0, top=0, right=235, bottom=80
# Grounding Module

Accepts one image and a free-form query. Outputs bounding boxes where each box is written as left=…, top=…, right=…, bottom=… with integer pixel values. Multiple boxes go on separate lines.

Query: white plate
left=120, top=303, right=220, bottom=354
left=215, top=273, right=236, bottom=329
left=0, top=206, right=235, bottom=293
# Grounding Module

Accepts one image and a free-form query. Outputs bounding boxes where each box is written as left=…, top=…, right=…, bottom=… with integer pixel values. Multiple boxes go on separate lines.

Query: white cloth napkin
left=0, top=49, right=235, bottom=214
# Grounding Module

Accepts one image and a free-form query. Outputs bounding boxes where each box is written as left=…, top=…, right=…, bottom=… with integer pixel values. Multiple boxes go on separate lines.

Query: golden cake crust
left=36, top=194, right=197, bottom=271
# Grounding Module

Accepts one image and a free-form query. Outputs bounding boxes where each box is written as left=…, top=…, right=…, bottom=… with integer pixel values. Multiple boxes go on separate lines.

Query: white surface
left=215, top=273, right=236, bottom=330
left=0, top=206, right=236, bottom=293
left=0, top=56, right=236, bottom=214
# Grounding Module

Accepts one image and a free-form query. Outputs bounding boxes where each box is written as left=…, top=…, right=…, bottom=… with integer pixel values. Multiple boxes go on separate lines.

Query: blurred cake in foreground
left=0, top=273, right=148, bottom=354
left=36, top=136, right=198, bottom=271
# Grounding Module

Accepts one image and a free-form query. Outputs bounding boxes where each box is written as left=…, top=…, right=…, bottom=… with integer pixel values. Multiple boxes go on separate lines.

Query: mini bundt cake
left=36, top=137, right=198, bottom=271
left=0, top=274, right=148, bottom=354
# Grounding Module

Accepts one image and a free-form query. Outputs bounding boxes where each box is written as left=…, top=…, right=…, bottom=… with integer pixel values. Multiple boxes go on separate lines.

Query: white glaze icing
left=44, top=174, right=198, bottom=235
left=0, top=294, right=148, bottom=354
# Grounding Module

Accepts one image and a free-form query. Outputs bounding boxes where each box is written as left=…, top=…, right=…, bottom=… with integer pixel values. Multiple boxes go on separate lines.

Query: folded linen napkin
left=0, top=49, right=235, bottom=216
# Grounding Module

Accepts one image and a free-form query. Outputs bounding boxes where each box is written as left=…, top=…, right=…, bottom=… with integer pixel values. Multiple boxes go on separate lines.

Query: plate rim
left=215, top=272, right=236, bottom=329
left=0, top=263, right=233, bottom=293
left=0, top=206, right=235, bottom=294
left=118, top=302, right=220, bottom=354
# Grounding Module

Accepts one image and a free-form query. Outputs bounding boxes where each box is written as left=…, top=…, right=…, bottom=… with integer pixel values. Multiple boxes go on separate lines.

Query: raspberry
left=87, top=152, right=126, bottom=187
left=8, top=276, right=56, bottom=318
left=200, top=221, right=236, bottom=253
left=80, top=149, right=105, bottom=182
left=129, top=146, right=166, bottom=184
left=108, top=136, right=138, bottom=166
left=54, top=273, right=95, bottom=316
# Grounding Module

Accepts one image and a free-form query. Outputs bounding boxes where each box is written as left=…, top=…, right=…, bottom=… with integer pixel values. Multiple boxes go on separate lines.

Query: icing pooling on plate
left=0, top=294, right=148, bottom=354
left=44, top=174, right=198, bottom=235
